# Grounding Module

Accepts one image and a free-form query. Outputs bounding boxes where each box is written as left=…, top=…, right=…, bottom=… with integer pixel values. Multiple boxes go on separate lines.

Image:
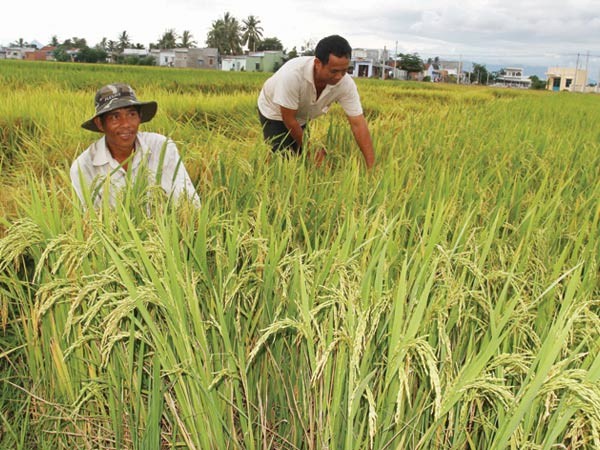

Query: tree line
left=10, top=12, right=311, bottom=66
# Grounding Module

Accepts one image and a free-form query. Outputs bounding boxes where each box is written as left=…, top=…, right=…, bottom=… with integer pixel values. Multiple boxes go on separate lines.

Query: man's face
left=314, top=54, right=350, bottom=86
left=93, top=106, right=141, bottom=153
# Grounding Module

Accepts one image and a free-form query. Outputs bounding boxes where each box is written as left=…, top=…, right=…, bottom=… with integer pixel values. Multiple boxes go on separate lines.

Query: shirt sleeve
left=271, top=71, right=301, bottom=110
left=70, top=154, right=96, bottom=205
left=159, top=138, right=201, bottom=207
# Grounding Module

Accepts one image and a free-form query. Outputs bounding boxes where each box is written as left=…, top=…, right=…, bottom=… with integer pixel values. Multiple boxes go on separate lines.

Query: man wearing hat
left=71, top=83, right=200, bottom=207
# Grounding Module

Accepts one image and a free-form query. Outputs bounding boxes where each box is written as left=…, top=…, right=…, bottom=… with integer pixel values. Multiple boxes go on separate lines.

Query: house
left=546, top=67, right=588, bottom=92
left=424, top=63, right=442, bottom=81
left=221, top=55, right=247, bottom=72
left=350, top=48, right=381, bottom=78
left=0, top=48, right=6, bottom=59
left=150, top=48, right=176, bottom=67
left=245, top=50, right=284, bottom=72
left=24, top=46, right=56, bottom=61
left=5, top=47, right=34, bottom=59
left=123, top=48, right=149, bottom=58
left=150, top=48, right=218, bottom=69
left=174, top=48, right=218, bottom=69
left=494, top=67, right=532, bottom=88
left=187, top=48, right=218, bottom=69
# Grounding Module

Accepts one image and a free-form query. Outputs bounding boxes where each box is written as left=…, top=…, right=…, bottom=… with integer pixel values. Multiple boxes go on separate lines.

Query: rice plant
left=0, top=59, right=598, bottom=449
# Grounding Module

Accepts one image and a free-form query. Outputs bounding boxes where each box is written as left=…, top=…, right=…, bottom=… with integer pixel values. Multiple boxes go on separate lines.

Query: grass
left=0, top=59, right=599, bottom=449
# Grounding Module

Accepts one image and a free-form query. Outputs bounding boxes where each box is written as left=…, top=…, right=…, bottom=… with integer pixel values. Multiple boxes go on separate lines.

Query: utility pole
left=584, top=50, right=590, bottom=89
left=382, top=45, right=386, bottom=80
left=573, top=53, right=580, bottom=91
left=457, top=55, right=462, bottom=84
left=393, top=40, right=397, bottom=79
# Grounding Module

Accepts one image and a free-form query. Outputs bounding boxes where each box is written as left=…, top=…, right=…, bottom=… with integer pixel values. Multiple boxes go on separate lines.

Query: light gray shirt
left=258, top=56, right=363, bottom=125
left=70, top=132, right=200, bottom=208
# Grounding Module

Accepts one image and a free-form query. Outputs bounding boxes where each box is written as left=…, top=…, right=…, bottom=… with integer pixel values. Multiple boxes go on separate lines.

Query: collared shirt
left=70, top=131, right=200, bottom=208
left=257, top=56, right=363, bottom=125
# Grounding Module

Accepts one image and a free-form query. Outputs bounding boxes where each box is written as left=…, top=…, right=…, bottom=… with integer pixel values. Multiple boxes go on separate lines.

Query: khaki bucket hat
left=81, top=83, right=158, bottom=132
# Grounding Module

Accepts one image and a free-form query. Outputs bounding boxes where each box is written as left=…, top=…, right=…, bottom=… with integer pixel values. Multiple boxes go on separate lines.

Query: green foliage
left=397, top=52, right=425, bottom=72
left=206, top=11, right=242, bottom=55
left=471, top=62, right=490, bottom=84
left=77, top=46, right=107, bottom=63
left=529, top=75, right=547, bottom=90
left=0, top=60, right=599, bottom=449
left=256, top=36, right=283, bottom=51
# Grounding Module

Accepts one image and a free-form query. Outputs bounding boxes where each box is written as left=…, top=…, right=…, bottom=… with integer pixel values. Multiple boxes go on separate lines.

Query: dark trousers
left=258, top=109, right=306, bottom=154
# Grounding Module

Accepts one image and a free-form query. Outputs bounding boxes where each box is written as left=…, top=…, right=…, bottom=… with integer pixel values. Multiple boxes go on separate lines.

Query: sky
left=3, top=0, right=600, bottom=80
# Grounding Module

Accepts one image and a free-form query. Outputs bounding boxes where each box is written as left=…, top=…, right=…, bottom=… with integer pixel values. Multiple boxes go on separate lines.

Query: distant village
left=1, top=38, right=596, bottom=94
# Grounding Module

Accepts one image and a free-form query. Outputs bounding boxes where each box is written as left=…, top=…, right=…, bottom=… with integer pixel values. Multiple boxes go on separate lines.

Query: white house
left=150, top=49, right=176, bottom=67
left=494, top=67, right=532, bottom=88
left=221, top=55, right=247, bottom=71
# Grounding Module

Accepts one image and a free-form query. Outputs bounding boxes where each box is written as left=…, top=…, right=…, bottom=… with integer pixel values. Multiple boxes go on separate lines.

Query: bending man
left=258, top=35, right=375, bottom=168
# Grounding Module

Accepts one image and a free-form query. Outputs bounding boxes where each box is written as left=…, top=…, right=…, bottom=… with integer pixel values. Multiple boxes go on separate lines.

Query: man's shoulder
left=137, top=131, right=170, bottom=149
left=278, top=56, right=313, bottom=76
left=71, top=137, right=102, bottom=169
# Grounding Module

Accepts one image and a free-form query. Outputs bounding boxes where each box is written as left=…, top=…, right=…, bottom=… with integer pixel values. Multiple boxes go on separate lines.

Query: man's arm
left=347, top=114, right=375, bottom=169
left=280, top=106, right=304, bottom=148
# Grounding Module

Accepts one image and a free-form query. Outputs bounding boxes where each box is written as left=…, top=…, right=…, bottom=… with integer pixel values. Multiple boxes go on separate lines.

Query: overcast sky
left=3, top=0, right=600, bottom=79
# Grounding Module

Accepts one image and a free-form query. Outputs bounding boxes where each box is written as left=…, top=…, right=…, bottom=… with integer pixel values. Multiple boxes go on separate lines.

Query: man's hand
left=347, top=114, right=375, bottom=169
left=314, top=147, right=327, bottom=167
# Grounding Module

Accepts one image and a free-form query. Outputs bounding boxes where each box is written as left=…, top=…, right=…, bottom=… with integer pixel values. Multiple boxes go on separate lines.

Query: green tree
left=62, top=37, right=87, bottom=49
left=301, top=39, right=315, bottom=56
left=241, top=15, right=263, bottom=52
left=397, top=53, right=424, bottom=73
left=470, top=63, right=490, bottom=85
left=256, top=37, right=283, bottom=51
left=96, top=37, right=108, bottom=51
left=179, top=30, right=197, bottom=48
left=77, top=47, right=108, bottom=63
left=206, top=12, right=242, bottom=55
left=10, top=38, right=27, bottom=47
left=286, top=46, right=298, bottom=61
left=156, top=29, right=178, bottom=49
left=52, top=47, right=70, bottom=62
left=50, top=35, right=59, bottom=47
left=117, top=31, right=131, bottom=52
left=529, top=75, right=547, bottom=90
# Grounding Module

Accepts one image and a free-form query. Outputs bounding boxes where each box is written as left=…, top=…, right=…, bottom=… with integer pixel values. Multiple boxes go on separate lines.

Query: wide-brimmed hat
left=81, top=83, right=158, bottom=132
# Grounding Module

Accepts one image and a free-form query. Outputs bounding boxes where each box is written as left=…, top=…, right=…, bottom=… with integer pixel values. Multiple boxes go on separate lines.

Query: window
left=255, top=62, right=260, bottom=70
left=566, top=78, right=572, bottom=87
left=209, top=58, right=214, bottom=65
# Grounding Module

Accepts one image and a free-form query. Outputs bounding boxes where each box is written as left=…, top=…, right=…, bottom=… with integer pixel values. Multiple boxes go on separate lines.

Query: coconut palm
left=157, top=29, right=178, bottom=49
left=241, top=15, right=263, bottom=52
left=117, top=31, right=131, bottom=52
left=206, top=12, right=242, bottom=55
left=179, top=30, right=197, bottom=48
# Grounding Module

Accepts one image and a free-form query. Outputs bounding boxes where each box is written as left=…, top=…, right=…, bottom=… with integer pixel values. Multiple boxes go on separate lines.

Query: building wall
left=546, top=67, right=588, bottom=92
left=261, top=51, right=284, bottom=72
left=222, top=57, right=247, bottom=71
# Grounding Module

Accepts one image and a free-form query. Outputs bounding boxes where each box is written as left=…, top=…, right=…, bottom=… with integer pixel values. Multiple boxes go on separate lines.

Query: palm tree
left=241, top=15, right=263, bottom=52
left=118, top=31, right=131, bottom=52
left=206, top=12, right=242, bottom=56
left=11, top=38, right=27, bottom=48
left=157, top=29, right=178, bottom=49
left=97, top=37, right=108, bottom=51
left=179, top=30, right=197, bottom=48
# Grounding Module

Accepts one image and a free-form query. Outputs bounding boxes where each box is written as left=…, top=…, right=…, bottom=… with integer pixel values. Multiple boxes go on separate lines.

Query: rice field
left=0, top=59, right=598, bottom=449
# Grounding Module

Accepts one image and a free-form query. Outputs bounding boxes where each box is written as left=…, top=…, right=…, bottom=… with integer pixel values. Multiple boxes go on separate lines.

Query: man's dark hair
left=315, top=35, right=352, bottom=65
